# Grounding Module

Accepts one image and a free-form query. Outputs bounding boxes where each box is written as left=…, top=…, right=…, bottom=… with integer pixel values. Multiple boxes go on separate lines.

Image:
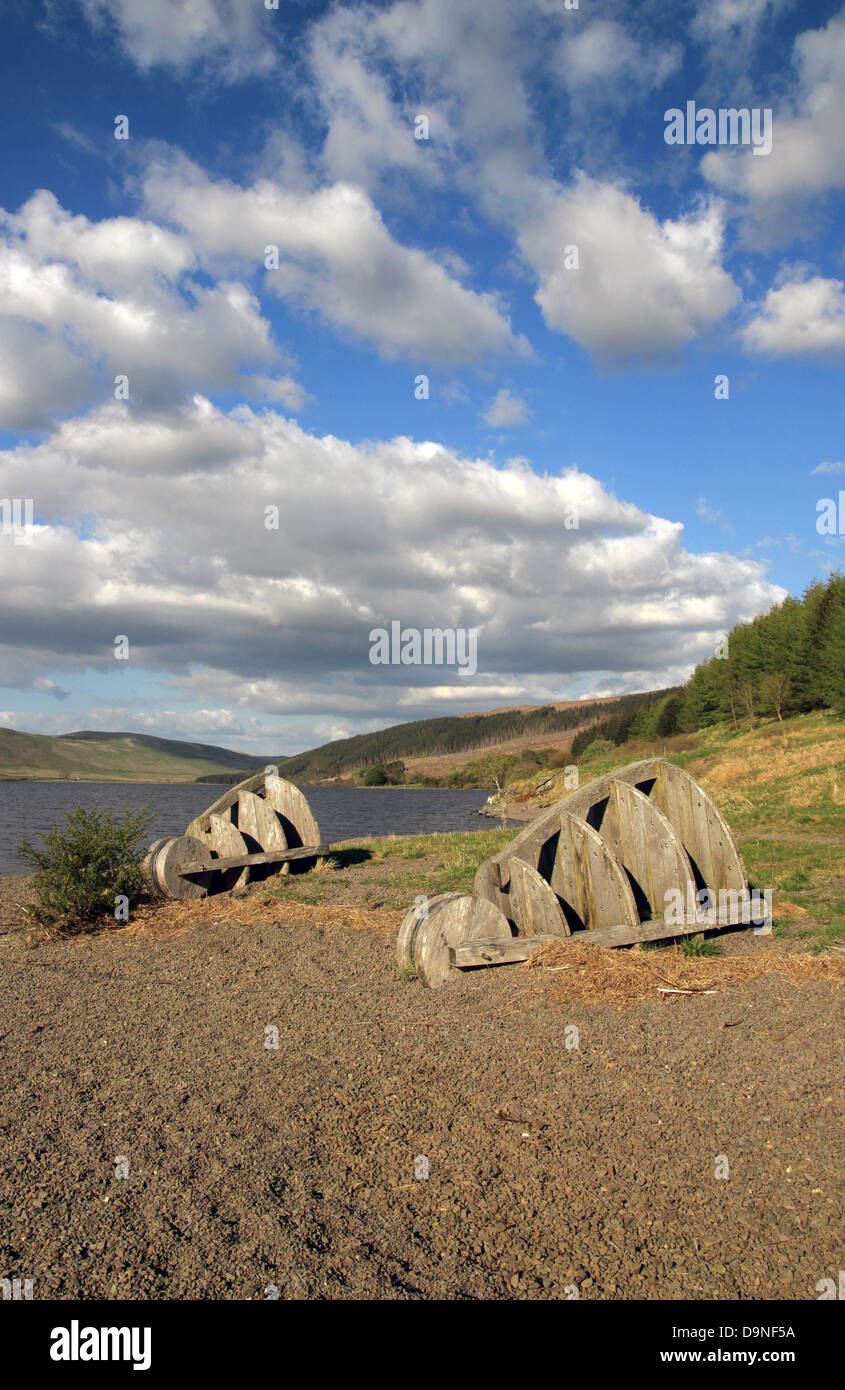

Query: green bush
left=362, top=764, right=388, bottom=786
left=18, top=803, right=155, bottom=932
left=580, top=738, right=616, bottom=760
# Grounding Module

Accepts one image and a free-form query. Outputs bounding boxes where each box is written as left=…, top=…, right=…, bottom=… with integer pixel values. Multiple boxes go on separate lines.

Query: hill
left=266, top=689, right=675, bottom=786
left=0, top=690, right=675, bottom=786
left=0, top=728, right=267, bottom=783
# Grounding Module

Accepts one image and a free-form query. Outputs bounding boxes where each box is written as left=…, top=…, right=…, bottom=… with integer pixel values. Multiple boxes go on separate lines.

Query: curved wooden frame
left=473, top=757, right=748, bottom=933
left=149, top=772, right=325, bottom=899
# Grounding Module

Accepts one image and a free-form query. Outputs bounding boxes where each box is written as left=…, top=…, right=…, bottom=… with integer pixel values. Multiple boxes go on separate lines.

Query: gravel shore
left=1, top=876, right=842, bottom=1300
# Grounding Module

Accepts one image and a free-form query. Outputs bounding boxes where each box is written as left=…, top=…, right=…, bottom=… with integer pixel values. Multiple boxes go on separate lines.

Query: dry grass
left=688, top=714, right=845, bottom=808
left=527, top=938, right=845, bottom=1006
left=117, top=893, right=404, bottom=942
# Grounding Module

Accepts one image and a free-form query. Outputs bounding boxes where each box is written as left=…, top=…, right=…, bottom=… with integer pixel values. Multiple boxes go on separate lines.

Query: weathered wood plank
left=470, top=856, right=512, bottom=922
left=451, top=935, right=556, bottom=967
left=651, top=760, right=748, bottom=897
left=237, top=789, right=288, bottom=851
left=452, top=901, right=768, bottom=964
left=208, top=814, right=250, bottom=890
left=552, top=811, right=639, bottom=932
left=179, top=843, right=331, bottom=875
left=148, top=836, right=212, bottom=900
left=480, top=758, right=664, bottom=891
left=508, top=858, right=570, bottom=938
left=595, top=780, right=695, bottom=921
left=263, top=775, right=321, bottom=847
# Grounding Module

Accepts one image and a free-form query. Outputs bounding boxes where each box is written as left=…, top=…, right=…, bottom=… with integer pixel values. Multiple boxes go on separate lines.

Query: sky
left=0, top=0, right=843, bottom=756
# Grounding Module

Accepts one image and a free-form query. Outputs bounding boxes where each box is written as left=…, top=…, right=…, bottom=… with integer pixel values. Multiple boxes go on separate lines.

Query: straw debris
left=526, top=938, right=845, bottom=1005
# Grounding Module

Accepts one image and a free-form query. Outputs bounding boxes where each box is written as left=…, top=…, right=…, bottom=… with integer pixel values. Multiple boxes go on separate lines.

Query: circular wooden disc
left=142, top=838, right=171, bottom=888
left=414, top=894, right=513, bottom=989
left=157, top=835, right=213, bottom=900
left=396, top=892, right=463, bottom=974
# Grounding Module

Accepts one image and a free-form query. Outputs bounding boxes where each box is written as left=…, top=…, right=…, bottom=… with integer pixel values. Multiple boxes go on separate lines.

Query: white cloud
left=482, top=389, right=531, bottom=427
left=142, top=153, right=529, bottom=365
left=702, top=8, right=845, bottom=206
left=33, top=677, right=69, bottom=700
left=742, top=272, right=845, bottom=357
left=693, top=0, right=773, bottom=36
left=811, top=461, right=845, bottom=474
left=518, top=177, right=739, bottom=362
left=77, top=0, right=277, bottom=81
left=0, top=189, right=296, bottom=428
left=696, top=496, right=724, bottom=523
left=308, top=10, right=433, bottom=190
left=0, top=397, right=784, bottom=726
left=559, top=19, right=681, bottom=96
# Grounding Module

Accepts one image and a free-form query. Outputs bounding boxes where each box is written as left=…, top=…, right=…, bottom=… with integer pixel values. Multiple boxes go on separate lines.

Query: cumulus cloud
left=742, top=272, right=845, bottom=357
left=0, top=397, right=784, bottom=746
left=33, top=677, right=70, bottom=700
left=811, top=461, right=845, bottom=474
left=0, top=189, right=296, bottom=429
left=559, top=19, right=681, bottom=97
left=702, top=7, right=845, bottom=209
left=76, top=0, right=278, bottom=81
left=517, top=177, right=739, bottom=362
left=482, top=389, right=531, bottom=427
left=141, top=153, right=528, bottom=365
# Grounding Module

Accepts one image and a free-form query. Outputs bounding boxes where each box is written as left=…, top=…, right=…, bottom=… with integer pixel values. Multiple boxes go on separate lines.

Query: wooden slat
left=451, top=935, right=555, bottom=967
left=208, top=814, right=250, bottom=890
left=508, top=858, right=570, bottom=937
left=178, top=844, right=330, bottom=875
left=651, top=761, right=748, bottom=896
left=551, top=811, right=639, bottom=932
left=237, top=789, right=288, bottom=851
left=409, top=894, right=513, bottom=988
left=452, top=900, right=769, bottom=964
left=472, top=857, right=512, bottom=921
left=478, top=758, right=664, bottom=892
left=263, top=775, right=321, bottom=847
left=596, top=780, right=695, bottom=921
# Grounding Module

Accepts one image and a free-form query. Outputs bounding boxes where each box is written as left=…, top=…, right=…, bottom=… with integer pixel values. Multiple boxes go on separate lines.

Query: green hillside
left=0, top=728, right=267, bottom=783
left=568, top=571, right=845, bottom=760
left=267, top=689, right=675, bottom=784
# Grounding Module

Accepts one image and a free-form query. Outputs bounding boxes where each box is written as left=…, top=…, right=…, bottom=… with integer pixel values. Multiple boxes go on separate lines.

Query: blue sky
left=0, top=0, right=843, bottom=755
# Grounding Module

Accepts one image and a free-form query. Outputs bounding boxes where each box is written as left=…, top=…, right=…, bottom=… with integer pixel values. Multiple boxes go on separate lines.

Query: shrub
left=362, top=764, right=388, bottom=786
left=18, top=803, right=155, bottom=932
left=580, top=738, right=616, bottom=760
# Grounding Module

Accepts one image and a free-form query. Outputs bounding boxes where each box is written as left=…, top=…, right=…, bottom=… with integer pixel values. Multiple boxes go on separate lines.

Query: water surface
left=0, top=781, right=506, bottom=875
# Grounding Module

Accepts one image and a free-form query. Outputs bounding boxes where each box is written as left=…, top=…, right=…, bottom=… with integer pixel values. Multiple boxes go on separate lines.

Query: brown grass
left=526, top=939, right=845, bottom=1006
left=118, top=894, right=404, bottom=942
left=690, top=715, right=845, bottom=806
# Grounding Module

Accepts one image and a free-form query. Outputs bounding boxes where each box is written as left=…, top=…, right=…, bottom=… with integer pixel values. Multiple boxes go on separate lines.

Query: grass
left=342, top=828, right=514, bottom=896
left=679, top=934, right=722, bottom=957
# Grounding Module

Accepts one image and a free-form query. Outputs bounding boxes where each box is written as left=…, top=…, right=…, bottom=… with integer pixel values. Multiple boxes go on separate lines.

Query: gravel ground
left=0, top=879, right=842, bottom=1301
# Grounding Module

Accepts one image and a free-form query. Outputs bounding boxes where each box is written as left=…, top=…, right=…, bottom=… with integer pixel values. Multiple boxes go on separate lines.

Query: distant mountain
left=0, top=689, right=675, bottom=785
left=0, top=728, right=268, bottom=783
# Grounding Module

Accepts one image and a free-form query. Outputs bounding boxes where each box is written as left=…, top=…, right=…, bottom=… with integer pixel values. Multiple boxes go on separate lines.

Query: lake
left=0, top=781, right=509, bottom=875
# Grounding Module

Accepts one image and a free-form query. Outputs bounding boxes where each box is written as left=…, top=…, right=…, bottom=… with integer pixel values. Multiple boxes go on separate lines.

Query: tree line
left=571, top=572, right=845, bottom=757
